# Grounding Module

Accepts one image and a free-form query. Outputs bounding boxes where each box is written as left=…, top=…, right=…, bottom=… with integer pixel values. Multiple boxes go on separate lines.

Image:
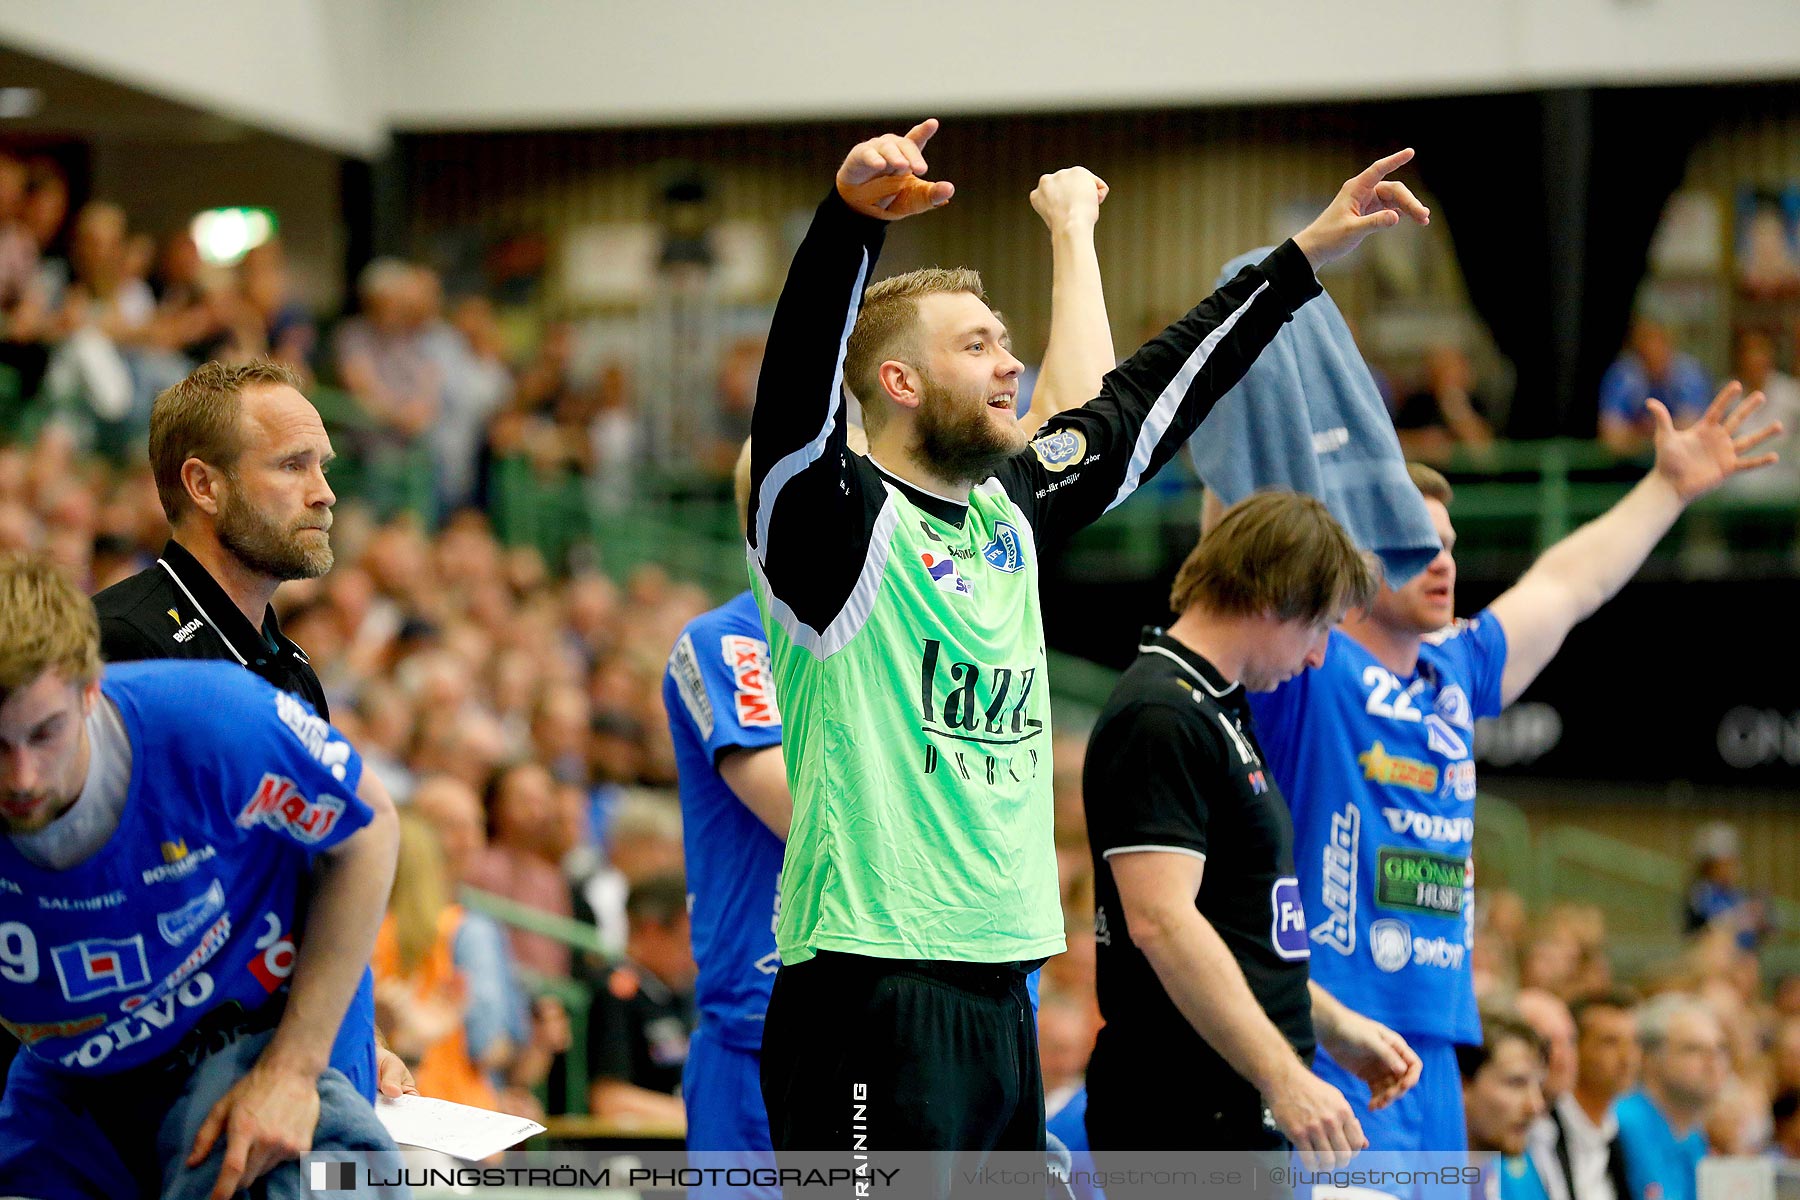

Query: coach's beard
left=914, top=377, right=1026, bottom=489
left=216, top=489, right=334, bottom=581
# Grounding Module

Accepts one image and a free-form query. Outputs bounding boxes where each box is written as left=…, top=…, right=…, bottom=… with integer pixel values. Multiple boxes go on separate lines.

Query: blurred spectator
left=1549, top=990, right=1641, bottom=1200
left=1683, top=823, right=1770, bottom=952
left=1038, top=992, right=1097, bottom=1118
left=587, top=359, right=640, bottom=510
left=1458, top=1011, right=1550, bottom=1193
left=442, top=294, right=514, bottom=511
left=1705, top=1074, right=1770, bottom=1156
left=1770, top=1017, right=1800, bottom=1097
left=1737, top=201, right=1800, bottom=299
left=468, top=761, right=574, bottom=979
left=1518, top=989, right=1578, bottom=1105
left=494, top=321, right=592, bottom=477
left=1521, top=926, right=1583, bottom=999
left=1524, top=904, right=1614, bottom=1001
left=703, top=336, right=761, bottom=474
left=1476, top=889, right=1529, bottom=1003
left=349, top=679, right=416, bottom=801
left=1774, top=974, right=1800, bottom=1022
left=1616, top=995, right=1727, bottom=1200
left=22, top=161, right=69, bottom=274
left=44, top=201, right=154, bottom=434
left=236, top=239, right=317, bottom=375
left=372, top=810, right=500, bottom=1109
left=410, top=775, right=567, bottom=1117
left=0, top=152, right=51, bottom=393
left=583, top=873, right=695, bottom=1129
left=576, top=791, right=683, bottom=958
left=150, top=230, right=234, bottom=362
left=417, top=271, right=507, bottom=516
left=1719, top=328, right=1800, bottom=500
left=532, top=682, right=594, bottom=786
left=334, top=258, right=439, bottom=507
left=1598, top=317, right=1713, bottom=456
left=1392, top=343, right=1495, bottom=459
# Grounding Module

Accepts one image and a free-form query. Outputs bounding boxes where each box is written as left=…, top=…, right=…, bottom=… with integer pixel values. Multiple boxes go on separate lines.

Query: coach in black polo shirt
left=1083, top=492, right=1419, bottom=1171
left=85, top=358, right=416, bottom=1097
left=94, top=360, right=334, bottom=716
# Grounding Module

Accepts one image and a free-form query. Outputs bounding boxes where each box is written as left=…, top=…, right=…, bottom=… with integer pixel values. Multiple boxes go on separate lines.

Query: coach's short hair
left=1408, top=462, right=1454, bottom=505
left=149, top=359, right=305, bottom=523
left=1169, top=490, right=1377, bottom=625
left=0, top=554, right=100, bottom=701
left=1457, top=1010, right=1547, bottom=1082
left=845, top=267, right=986, bottom=431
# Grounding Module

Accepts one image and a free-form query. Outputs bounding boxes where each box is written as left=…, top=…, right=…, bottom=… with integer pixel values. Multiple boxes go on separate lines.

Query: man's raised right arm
left=746, top=120, right=952, bottom=566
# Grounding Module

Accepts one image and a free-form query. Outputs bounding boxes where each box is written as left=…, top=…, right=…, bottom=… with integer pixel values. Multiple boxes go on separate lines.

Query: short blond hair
left=1408, top=462, right=1454, bottom=505
left=0, top=554, right=101, bottom=701
left=1170, top=491, right=1377, bottom=623
left=149, top=359, right=305, bottom=523
left=845, top=267, right=986, bottom=432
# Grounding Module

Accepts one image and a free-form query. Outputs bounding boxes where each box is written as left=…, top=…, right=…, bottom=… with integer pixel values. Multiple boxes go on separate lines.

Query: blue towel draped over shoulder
left=1186, top=247, right=1441, bottom=585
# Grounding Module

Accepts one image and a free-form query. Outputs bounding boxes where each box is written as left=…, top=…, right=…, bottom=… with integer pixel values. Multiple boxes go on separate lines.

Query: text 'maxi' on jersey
left=1249, top=615, right=1507, bottom=1045
left=744, top=190, right=1322, bottom=966
left=0, top=662, right=376, bottom=1085
left=663, top=591, right=786, bottom=1051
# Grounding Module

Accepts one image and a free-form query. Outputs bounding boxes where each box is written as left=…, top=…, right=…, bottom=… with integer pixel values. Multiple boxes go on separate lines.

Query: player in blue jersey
left=1244, top=384, right=1780, bottom=1175
left=663, top=564, right=789, bottom=1195
left=0, top=555, right=401, bottom=1200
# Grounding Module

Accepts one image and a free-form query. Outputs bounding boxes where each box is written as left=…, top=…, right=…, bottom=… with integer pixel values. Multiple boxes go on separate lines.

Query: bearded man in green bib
left=746, top=118, right=1428, bottom=1168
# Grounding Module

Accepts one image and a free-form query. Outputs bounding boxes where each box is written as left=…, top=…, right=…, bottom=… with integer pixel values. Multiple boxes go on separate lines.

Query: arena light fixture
left=191, top=207, right=277, bottom=266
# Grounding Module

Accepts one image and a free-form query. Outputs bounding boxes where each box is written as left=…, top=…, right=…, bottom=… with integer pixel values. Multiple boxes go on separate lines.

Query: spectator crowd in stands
left=1457, top=836, right=1800, bottom=1197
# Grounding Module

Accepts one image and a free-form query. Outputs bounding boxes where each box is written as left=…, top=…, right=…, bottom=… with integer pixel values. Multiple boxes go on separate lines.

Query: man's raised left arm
left=1018, top=167, right=1114, bottom=435
left=187, top=770, right=401, bottom=1200
left=1008, top=150, right=1427, bottom=539
left=1491, top=382, right=1781, bottom=705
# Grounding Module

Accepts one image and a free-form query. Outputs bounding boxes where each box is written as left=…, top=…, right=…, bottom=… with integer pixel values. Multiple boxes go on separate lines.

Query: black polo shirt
left=584, top=958, right=695, bottom=1096
left=1084, top=629, right=1313, bottom=1089
left=91, top=540, right=329, bottom=719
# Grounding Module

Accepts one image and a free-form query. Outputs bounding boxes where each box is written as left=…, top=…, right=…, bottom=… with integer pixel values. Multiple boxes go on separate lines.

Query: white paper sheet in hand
left=376, top=1094, right=545, bottom=1160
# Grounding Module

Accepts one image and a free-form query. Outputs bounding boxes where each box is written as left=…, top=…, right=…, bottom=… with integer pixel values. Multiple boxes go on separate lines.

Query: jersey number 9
left=0, top=921, right=38, bottom=984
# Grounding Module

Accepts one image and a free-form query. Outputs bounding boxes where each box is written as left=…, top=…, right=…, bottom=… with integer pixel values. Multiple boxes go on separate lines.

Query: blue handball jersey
left=0, top=662, right=377, bottom=1089
left=1248, top=613, right=1507, bottom=1046
left=664, top=591, right=786, bottom=1053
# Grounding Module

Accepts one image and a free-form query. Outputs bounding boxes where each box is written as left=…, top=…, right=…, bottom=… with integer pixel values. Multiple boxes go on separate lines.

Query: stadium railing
left=471, top=441, right=1797, bottom=585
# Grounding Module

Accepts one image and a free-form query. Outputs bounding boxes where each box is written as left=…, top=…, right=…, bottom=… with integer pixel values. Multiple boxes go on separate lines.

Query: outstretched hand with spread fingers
left=1651, top=381, right=1783, bottom=503
left=1292, top=148, right=1431, bottom=271
left=836, top=119, right=955, bottom=221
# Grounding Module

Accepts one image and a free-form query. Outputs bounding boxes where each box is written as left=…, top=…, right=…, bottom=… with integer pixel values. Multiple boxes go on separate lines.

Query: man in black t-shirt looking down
left=1084, top=492, right=1422, bottom=1171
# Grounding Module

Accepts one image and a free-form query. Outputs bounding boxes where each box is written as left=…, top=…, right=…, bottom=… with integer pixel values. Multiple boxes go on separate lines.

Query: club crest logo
left=1029, top=428, right=1086, bottom=472
left=1369, top=918, right=1413, bottom=973
left=1435, top=684, right=1473, bottom=729
left=982, top=521, right=1024, bottom=573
